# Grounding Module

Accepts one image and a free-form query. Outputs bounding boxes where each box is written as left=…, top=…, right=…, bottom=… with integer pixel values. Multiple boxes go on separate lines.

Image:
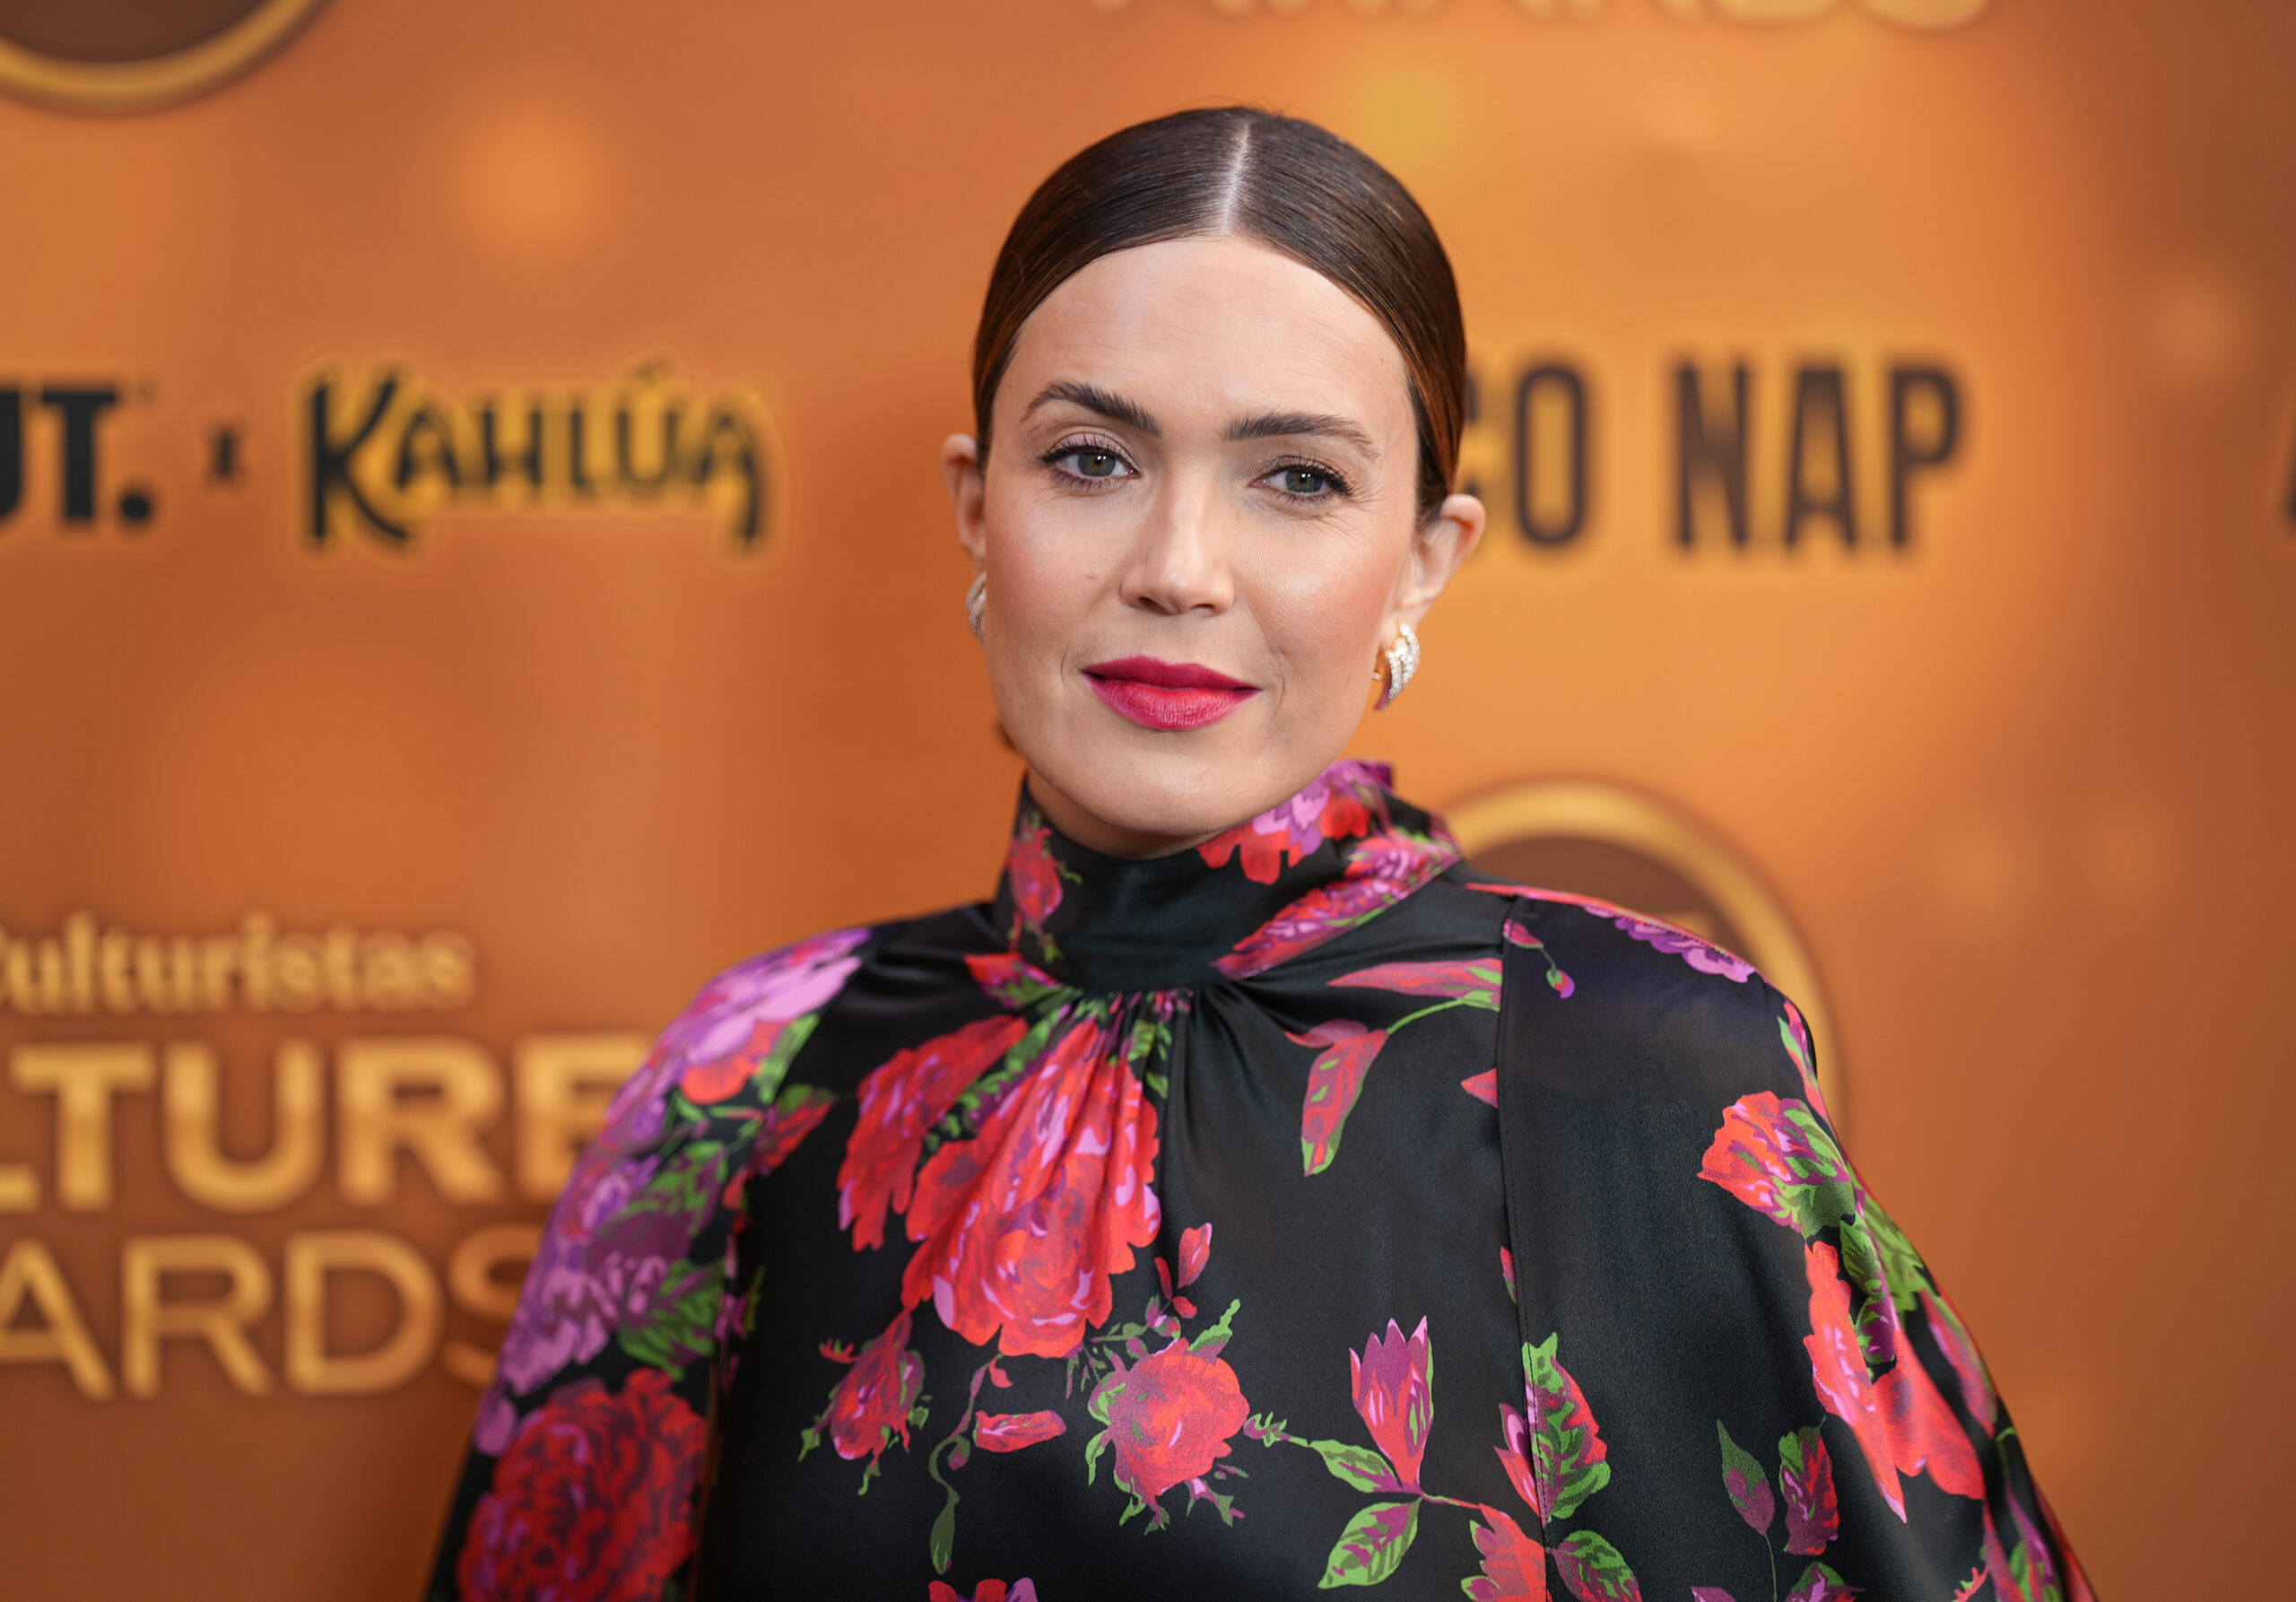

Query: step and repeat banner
left=1, top=1, right=2290, bottom=1597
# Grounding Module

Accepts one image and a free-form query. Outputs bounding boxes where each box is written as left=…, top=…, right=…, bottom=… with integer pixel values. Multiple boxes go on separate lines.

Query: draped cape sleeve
left=1487, top=891, right=2090, bottom=1602
left=422, top=926, right=887, bottom=1602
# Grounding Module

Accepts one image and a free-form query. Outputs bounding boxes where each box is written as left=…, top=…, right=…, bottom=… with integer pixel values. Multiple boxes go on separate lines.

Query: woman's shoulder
left=1431, top=865, right=1825, bottom=1112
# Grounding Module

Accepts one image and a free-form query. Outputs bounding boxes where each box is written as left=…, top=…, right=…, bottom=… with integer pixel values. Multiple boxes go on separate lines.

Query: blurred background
left=0, top=0, right=2289, bottom=1595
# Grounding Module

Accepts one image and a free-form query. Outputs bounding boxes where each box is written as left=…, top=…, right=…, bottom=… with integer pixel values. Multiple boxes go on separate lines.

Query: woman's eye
left=1048, top=446, right=1130, bottom=483
left=1274, top=466, right=1336, bottom=496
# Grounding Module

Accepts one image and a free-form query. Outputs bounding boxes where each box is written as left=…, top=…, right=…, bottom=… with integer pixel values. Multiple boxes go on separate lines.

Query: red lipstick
left=1082, top=656, right=1258, bottom=732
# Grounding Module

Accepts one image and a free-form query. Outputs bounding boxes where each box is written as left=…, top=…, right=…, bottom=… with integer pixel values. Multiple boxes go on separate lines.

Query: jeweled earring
left=1374, top=621, right=1420, bottom=710
left=966, top=573, right=987, bottom=640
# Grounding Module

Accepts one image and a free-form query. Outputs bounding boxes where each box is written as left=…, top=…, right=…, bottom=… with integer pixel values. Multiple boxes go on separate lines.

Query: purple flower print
left=601, top=928, right=870, bottom=1135
left=1612, top=914, right=1755, bottom=983
left=499, top=1153, right=673, bottom=1393
left=650, top=927, right=869, bottom=1075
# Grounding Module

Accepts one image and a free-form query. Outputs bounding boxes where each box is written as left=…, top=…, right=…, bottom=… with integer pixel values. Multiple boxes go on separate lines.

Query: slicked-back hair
left=971, top=108, right=1467, bottom=525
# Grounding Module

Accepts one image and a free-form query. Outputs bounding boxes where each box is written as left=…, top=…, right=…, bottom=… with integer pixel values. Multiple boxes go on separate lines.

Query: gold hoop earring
left=1373, top=622, right=1420, bottom=710
left=966, top=574, right=987, bottom=640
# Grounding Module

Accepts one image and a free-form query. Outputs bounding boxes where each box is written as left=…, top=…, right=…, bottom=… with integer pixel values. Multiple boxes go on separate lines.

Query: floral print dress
left=430, top=762, right=2091, bottom=1602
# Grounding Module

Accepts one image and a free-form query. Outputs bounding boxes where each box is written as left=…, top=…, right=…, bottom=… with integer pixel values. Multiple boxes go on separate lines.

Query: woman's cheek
left=1257, top=564, right=1391, bottom=718
left=985, top=517, right=1089, bottom=724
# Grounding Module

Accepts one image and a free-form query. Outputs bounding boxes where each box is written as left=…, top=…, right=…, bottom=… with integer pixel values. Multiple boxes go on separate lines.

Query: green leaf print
left=1523, top=1334, right=1611, bottom=1521
left=1552, top=1529, right=1642, bottom=1602
left=1309, top=1439, right=1393, bottom=1492
left=1318, top=1500, right=1419, bottom=1589
left=614, top=1269, right=720, bottom=1376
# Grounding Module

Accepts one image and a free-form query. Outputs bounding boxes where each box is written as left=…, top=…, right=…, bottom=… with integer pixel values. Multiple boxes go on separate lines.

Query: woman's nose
left=1118, top=483, right=1234, bottom=617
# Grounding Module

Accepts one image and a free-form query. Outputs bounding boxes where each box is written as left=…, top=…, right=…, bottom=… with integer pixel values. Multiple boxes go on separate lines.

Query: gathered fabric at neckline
left=986, top=759, right=1463, bottom=994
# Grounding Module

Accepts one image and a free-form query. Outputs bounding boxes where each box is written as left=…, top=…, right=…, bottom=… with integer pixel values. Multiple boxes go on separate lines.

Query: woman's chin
left=1022, top=737, right=1335, bottom=857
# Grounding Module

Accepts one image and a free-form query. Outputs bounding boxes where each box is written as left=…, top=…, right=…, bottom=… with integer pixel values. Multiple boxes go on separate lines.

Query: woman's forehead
left=998, top=238, right=1412, bottom=437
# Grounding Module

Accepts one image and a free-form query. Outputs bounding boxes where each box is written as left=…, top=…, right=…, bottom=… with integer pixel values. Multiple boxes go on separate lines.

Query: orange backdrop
left=1, top=1, right=2291, bottom=1596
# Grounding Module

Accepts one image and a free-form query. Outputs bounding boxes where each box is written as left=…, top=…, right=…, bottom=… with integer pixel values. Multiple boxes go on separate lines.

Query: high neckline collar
left=988, top=760, right=1460, bottom=992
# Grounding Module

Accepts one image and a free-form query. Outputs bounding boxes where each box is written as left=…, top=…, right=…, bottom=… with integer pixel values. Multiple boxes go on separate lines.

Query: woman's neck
left=1022, top=771, right=1223, bottom=861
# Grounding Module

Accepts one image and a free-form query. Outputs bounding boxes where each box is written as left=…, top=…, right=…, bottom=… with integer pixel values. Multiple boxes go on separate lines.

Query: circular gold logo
left=0, top=0, right=329, bottom=113
left=1447, top=776, right=1846, bottom=1122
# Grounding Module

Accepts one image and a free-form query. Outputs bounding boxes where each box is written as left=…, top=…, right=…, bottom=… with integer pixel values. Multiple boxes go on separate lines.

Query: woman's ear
left=1396, top=492, right=1486, bottom=625
left=944, top=432, right=987, bottom=570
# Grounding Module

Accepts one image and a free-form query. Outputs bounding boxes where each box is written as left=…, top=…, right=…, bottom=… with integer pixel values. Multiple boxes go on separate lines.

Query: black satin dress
left=429, top=762, right=2090, bottom=1602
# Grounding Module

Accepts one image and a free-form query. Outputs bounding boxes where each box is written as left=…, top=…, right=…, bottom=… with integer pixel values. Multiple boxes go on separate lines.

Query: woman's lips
left=1083, top=656, right=1258, bottom=732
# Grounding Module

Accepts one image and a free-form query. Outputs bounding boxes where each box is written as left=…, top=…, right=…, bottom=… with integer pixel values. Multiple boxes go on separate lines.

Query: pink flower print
left=1350, top=1317, right=1435, bottom=1491
left=1462, top=1069, right=1499, bottom=1106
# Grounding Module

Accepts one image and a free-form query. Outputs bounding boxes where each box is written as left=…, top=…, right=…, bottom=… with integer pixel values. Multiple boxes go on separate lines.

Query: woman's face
left=944, top=237, right=1483, bottom=858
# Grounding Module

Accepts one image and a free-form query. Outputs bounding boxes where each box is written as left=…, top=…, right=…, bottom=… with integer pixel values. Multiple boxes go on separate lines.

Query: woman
left=430, top=109, right=2089, bottom=1602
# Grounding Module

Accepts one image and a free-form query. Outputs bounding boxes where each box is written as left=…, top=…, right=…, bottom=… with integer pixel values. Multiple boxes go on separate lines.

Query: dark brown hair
left=972, top=107, right=1466, bottom=524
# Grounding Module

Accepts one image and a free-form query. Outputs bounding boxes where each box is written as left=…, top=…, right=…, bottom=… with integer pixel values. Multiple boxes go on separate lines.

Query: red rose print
left=839, top=1014, right=1030, bottom=1250
left=1086, top=1336, right=1251, bottom=1519
left=822, top=1309, right=926, bottom=1467
left=1351, top=1317, right=1434, bottom=1491
left=975, top=1410, right=1067, bottom=1453
left=902, top=1017, right=1161, bottom=1358
left=457, top=1369, right=706, bottom=1602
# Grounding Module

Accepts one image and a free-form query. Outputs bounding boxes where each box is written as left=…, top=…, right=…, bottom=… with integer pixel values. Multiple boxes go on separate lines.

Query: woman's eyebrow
left=1022, top=381, right=1161, bottom=436
left=1224, top=410, right=1379, bottom=457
